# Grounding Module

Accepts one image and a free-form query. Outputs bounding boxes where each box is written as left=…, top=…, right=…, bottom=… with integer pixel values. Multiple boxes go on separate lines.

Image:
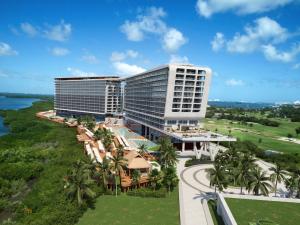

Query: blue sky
left=0, top=0, right=300, bottom=102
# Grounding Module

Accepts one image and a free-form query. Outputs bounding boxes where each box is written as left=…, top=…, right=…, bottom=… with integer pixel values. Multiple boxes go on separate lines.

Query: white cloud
left=113, top=62, right=146, bottom=75
left=20, top=22, right=38, bottom=37
left=211, top=32, right=225, bottom=51
left=196, top=0, right=294, bottom=18
left=226, top=79, right=244, bottom=86
left=120, top=7, right=187, bottom=52
left=0, top=42, right=18, bottom=56
left=67, top=67, right=97, bottom=77
left=51, top=47, right=70, bottom=56
left=169, top=55, right=189, bottom=64
left=81, top=53, right=99, bottom=64
left=126, top=50, right=138, bottom=58
left=262, top=44, right=300, bottom=62
left=227, top=17, right=288, bottom=53
left=212, top=17, right=300, bottom=63
left=163, top=28, right=187, bottom=52
left=293, top=63, right=300, bottom=69
left=44, top=20, right=72, bottom=42
left=120, top=7, right=167, bottom=41
left=110, top=50, right=139, bottom=62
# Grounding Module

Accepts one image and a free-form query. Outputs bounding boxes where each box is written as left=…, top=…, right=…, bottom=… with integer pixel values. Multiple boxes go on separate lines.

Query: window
left=179, top=120, right=188, bottom=124
left=183, top=98, right=192, bottom=103
left=176, top=68, right=185, bottom=73
left=186, top=75, right=195, bottom=80
left=175, top=80, right=184, bottom=85
left=174, top=92, right=182, bottom=97
left=194, top=98, right=202, bottom=103
left=173, top=98, right=181, bottom=102
left=185, top=81, right=195, bottom=86
left=195, top=93, right=203, bottom=97
left=176, top=74, right=184, bottom=79
left=184, top=92, right=193, bottom=97
left=174, top=86, right=183, bottom=91
left=193, top=109, right=200, bottom=112
left=194, top=104, right=201, bottom=108
left=197, top=76, right=205, bottom=81
left=167, top=120, right=177, bottom=125
left=182, top=109, right=191, bottom=112
left=182, top=104, right=191, bottom=108
left=172, top=109, right=180, bottom=112
left=172, top=104, right=180, bottom=108
left=184, top=87, right=194, bottom=91
left=189, top=120, right=198, bottom=125
left=187, top=69, right=196, bottom=74
left=198, top=70, right=206, bottom=75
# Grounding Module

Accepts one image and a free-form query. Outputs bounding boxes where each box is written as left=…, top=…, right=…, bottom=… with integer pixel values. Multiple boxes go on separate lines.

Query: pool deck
left=109, top=125, right=157, bottom=149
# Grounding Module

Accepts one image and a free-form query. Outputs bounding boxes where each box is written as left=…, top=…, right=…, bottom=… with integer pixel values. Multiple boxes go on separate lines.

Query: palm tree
left=116, top=145, right=124, bottom=156
left=149, top=169, right=163, bottom=191
left=96, top=157, right=110, bottom=190
left=138, top=143, right=148, bottom=157
left=94, top=128, right=105, bottom=141
left=248, top=167, right=272, bottom=196
left=158, top=137, right=178, bottom=168
left=285, top=175, right=297, bottom=198
left=162, top=166, right=179, bottom=195
left=131, top=169, right=141, bottom=191
left=103, top=135, right=113, bottom=151
left=206, top=164, right=228, bottom=193
left=64, top=160, right=96, bottom=206
left=110, top=153, right=127, bottom=196
left=236, top=153, right=255, bottom=194
left=269, top=163, right=289, bottom=197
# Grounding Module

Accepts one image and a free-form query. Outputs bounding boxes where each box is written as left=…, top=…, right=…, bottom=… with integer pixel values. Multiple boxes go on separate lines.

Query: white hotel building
left=55, top=64, right=235, bottom=159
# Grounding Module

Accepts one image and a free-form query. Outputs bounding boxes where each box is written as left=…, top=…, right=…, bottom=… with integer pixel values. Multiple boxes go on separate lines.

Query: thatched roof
left=124, top=151, right=150, bottom=169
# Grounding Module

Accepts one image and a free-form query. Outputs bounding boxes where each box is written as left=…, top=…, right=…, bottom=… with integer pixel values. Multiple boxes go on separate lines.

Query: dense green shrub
left=126, top=188, right=167, bottom=198
left=185, top=156, right=212, bottom=167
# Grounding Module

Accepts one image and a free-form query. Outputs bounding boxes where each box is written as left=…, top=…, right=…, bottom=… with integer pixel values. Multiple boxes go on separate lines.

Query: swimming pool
left=111, top=127, right=157, bottom=149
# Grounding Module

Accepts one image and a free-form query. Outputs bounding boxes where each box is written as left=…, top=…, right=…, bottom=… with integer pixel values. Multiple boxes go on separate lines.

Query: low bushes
left=126, top=188, right=167, bottom=198
left=185, top=156, right=212, bottom=167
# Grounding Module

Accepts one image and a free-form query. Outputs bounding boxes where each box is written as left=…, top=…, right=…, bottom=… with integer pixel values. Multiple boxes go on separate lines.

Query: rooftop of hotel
left=55, top=76, right=119, bottom=81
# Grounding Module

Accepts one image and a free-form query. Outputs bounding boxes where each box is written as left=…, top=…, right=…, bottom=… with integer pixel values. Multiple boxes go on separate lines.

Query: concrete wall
left=216, top=193, right=238, bottom=225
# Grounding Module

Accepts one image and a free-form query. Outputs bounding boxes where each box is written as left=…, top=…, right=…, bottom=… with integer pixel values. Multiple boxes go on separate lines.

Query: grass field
left=226, top=198, right=300, bottom=225
left=204, top=118, right=300, bottom=154
left=77, top=189, right=179, bottom=225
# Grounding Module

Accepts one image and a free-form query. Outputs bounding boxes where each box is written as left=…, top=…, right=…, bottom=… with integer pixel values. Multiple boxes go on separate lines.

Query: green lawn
left=204, top=118, right=300, bottom=154
left=226, top=198, right=300, bottom=225
left=77, top=189, right=179, bottom=225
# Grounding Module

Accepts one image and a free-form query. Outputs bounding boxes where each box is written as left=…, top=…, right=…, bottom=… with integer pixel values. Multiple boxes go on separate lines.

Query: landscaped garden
left=226, top=198, right=300, bottom=225
left=77, top=188, right=179, bottom=225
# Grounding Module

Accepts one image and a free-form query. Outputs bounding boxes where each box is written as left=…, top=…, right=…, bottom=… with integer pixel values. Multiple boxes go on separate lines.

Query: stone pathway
left=177, top=157, right=289, bottom=225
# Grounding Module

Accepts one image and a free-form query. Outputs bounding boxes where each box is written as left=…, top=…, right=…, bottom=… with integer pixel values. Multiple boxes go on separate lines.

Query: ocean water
left=0, top=96, right=39, bottom=136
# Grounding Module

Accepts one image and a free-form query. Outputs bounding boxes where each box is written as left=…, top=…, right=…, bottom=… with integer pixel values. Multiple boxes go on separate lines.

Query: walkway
left=177, top=158, right=214, bottom=225
left=177, top=157, right=289, bottom=225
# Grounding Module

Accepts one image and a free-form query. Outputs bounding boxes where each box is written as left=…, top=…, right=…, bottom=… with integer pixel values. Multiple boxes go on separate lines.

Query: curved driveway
left=177, top=158, right=214, bottom=225
left=178, top=157, right=288, bottom=225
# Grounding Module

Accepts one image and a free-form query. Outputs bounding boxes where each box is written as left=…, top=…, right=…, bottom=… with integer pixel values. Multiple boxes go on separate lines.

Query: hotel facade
left=54, top=76, right=122, bottom=118
left=55, top=64, right=235, bottom=157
